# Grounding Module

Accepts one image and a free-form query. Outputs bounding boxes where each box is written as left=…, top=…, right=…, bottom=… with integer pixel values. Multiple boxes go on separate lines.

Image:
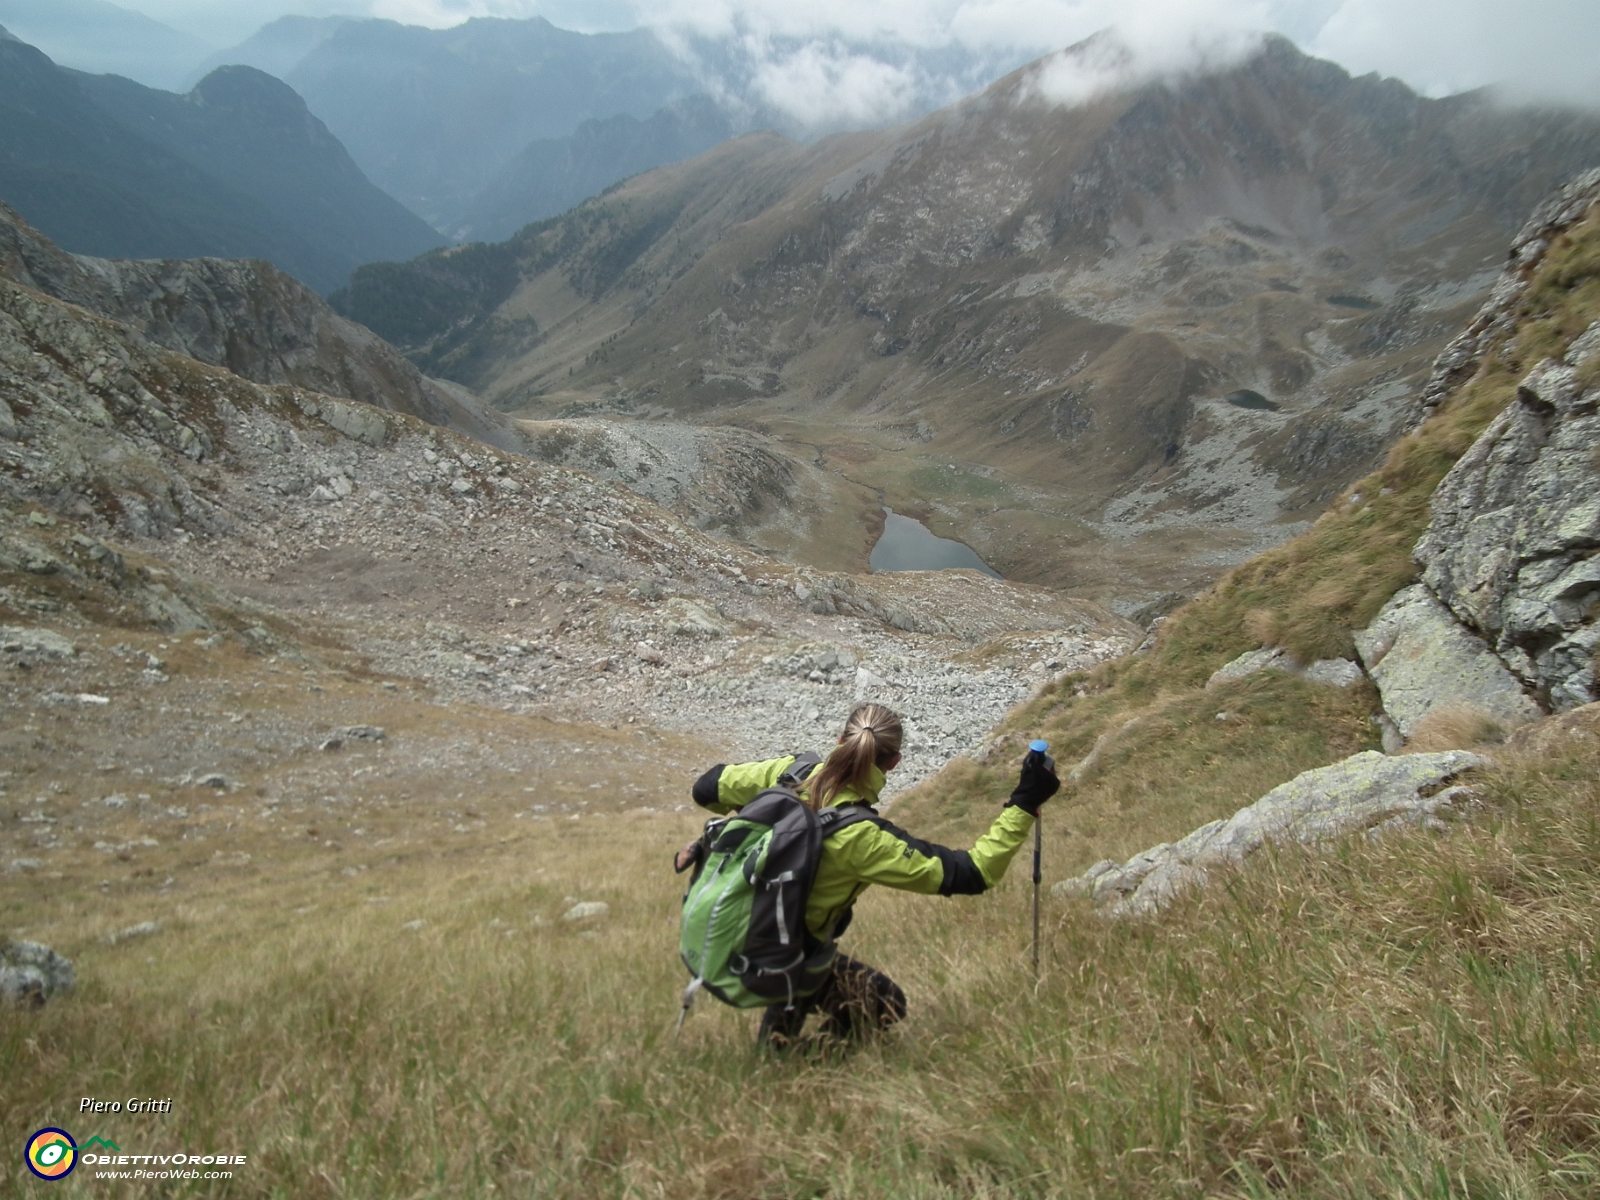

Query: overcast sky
left=124, top=0, right=1600, bottom=110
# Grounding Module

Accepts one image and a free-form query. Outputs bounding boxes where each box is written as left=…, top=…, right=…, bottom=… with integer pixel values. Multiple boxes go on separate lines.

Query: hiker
left=677, top=702, right=1059, bottom=1047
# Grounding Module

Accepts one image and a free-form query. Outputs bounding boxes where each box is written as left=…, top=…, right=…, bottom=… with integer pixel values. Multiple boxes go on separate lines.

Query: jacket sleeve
left=832, top=806, right=1035, bottom=896
left=690, top=756, right=795, bottom=815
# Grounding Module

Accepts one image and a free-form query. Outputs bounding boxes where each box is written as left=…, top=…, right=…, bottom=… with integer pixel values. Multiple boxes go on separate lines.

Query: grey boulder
left=0, top=625, right=76, bottom=658
left=1354, top=585, right=1541, bottom=738
left=663, top=598, right=729, bottom=637
left=0, top=940, right=75, bottom=1006
left=1055, top=749, right=1485, bottom=917
left=1206, top=647, right=1364, bottom=690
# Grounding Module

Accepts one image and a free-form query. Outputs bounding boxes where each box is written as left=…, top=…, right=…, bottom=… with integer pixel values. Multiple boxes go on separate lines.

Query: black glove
left=1006, top=749, right=1059, bottom=816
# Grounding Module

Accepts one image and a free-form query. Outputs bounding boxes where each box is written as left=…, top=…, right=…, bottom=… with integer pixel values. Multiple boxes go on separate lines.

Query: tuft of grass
left=1406, top=702, right=1510, bottom=753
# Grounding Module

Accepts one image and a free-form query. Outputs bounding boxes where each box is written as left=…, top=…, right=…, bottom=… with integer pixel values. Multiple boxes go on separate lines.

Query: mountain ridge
left=0, top=0, right=205, bottom=90
left=332, top=35, right=1600, bottom=611
left=184, top=14, right=351, bottom=88
left=0, top=202, right=518, bottom=451
left=72, top=64, right=445, bottom=286
left=453, top=95, right=737, bottom=244
left=0, top=36, right=442, bottom=295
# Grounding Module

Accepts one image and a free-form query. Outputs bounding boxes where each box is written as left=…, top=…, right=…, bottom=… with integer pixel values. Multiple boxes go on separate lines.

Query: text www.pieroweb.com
left=85, top=1152, right=245, bottom=1180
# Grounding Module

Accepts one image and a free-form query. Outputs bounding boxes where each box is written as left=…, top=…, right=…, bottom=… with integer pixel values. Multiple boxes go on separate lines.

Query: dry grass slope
left=4, top=727, right=1598, bottom=1197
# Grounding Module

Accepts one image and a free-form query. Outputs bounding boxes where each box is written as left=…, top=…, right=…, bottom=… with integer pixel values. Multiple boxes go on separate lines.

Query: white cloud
left=749, top=42, right=921, bottom=126
left=648, top=0, right=1282, bottom=125
left=129, top=1, right=1600, bottom=113
left=637, top=0, right=967, bottom=48
left=1021, top=23, right=1269, bottom=108
left=633, top=0, right=1600, bottom=122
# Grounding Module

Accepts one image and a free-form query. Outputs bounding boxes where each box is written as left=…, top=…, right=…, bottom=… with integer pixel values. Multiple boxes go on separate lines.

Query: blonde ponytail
left=807, top=703, right=903, bottom=810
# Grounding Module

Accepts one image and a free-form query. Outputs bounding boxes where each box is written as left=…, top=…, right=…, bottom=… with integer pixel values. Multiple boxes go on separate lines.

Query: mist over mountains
left=13, top=2, right=1600, bottom=264
left=277, top=17, right=703, bottom=232
left=458, top=96, right=736, bottom=243
left=0, top=0, right=205, bottom=91
left=5, top=3, right=1600, bottom=606
left=0, top=36, right=442, bottom=295
left=183, top=12, right=1038, bottom=238
left=184, top=13, right=351, bottom=86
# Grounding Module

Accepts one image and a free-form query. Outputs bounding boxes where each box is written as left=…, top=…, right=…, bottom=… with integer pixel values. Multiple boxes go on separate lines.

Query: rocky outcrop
left=1341, top=169, right=1600, bottom=732
left=1055, top=750, right=1484, bottom=916
left=0, top=939, right=75, bottom=1006
left=1413, top=351, right=1600, bottom=712
left=0, top=203, right=525, bottom=453
left=1504, top=699, right=1600, bottom=756
left=0, top=625, right=76, bottom=658
left=1354, top=585, right=1542, bottom=737
left=1410, top=168, right=1600, bottom=428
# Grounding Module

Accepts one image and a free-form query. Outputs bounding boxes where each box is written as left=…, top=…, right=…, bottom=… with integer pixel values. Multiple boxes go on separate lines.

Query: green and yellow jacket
left=691, top=755, right=1034, bottom=941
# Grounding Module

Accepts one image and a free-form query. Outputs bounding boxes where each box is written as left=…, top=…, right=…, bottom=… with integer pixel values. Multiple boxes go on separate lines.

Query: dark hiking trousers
left=757, top=955, right=907, bottom=1047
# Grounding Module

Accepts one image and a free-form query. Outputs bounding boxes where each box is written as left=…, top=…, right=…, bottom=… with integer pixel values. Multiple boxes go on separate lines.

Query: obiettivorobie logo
left=26, top=1128, right=249, bottom=1180
left=25, top=1128, right=77, bottom=1181
left=25, top=1124, right=249, bottom=1182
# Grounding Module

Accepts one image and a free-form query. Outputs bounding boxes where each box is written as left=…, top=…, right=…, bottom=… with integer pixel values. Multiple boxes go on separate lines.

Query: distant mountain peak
left=1011, top=26, right=1325, bottom=112
left=253, top=13, right=352, bottom=35
left=187, top=63, right=309, bottom=116
left=460, top=14, right=558, bottom=32
left=0, top=39, right=442, bottom=294
left=279, top=17, right=699, bottom=228
left=183, top=14, right=351, bottom=91
left=330, top=36, right=1600, bottom=604
left=0, top=24, right=18, bottom=42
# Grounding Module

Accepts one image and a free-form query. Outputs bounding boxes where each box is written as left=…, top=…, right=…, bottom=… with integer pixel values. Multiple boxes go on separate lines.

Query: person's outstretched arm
left=829, top=755, right=1060, bottom=895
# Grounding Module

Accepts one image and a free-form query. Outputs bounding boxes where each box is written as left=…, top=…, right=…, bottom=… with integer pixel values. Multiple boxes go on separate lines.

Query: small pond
left=869, top=508, right=1001, bottom=577
left=1225, top=389, right=1280, bottom=411
left=1324, top=294, right=1382, bottom=311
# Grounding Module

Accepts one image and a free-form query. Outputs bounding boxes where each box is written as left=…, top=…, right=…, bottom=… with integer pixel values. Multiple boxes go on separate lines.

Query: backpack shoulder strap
left=778, top=751, right=824, bottom=787
left=818, top=802, right=878, bottom=840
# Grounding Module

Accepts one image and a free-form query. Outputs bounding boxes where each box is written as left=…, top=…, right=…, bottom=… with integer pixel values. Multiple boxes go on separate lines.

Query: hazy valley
left=338, top=37, right=1600, bottom=612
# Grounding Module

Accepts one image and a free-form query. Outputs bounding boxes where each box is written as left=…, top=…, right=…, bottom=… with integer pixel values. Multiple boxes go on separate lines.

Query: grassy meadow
left=4, top=728, right=1599, bottom=1198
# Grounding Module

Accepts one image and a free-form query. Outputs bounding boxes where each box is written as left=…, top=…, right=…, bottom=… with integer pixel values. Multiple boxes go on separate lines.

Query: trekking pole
left=1028, top=740, right=1049, bottom=980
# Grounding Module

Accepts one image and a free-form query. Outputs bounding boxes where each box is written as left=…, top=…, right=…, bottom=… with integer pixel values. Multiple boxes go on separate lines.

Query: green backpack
left=677, top=755, right=873, bottom=1025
